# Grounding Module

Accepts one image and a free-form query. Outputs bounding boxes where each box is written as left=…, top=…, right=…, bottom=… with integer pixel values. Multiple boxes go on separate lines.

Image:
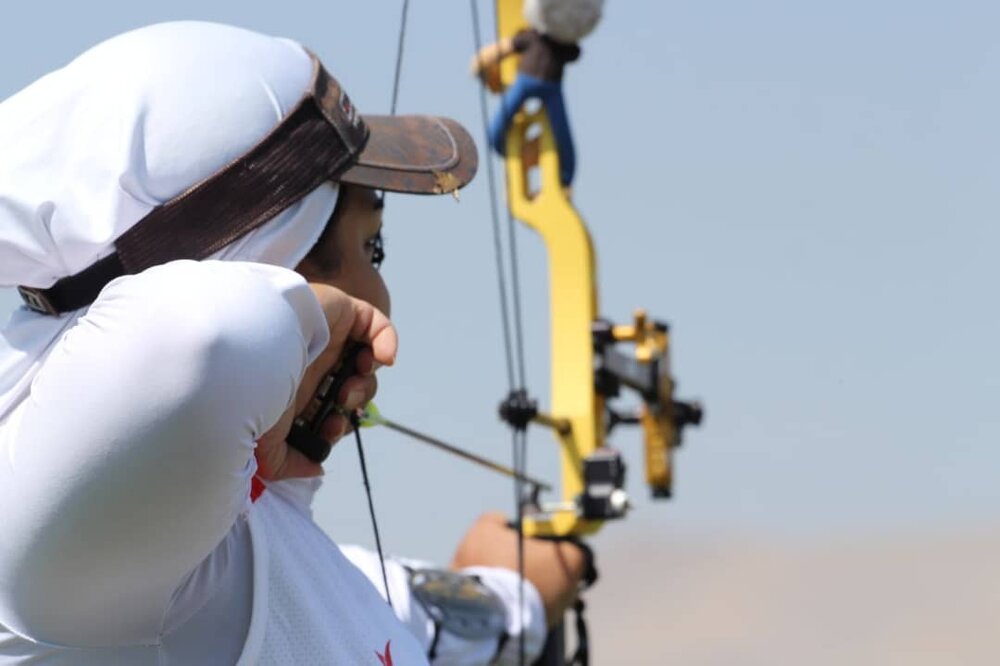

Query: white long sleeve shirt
left=0, top=261, right=545, bottom=665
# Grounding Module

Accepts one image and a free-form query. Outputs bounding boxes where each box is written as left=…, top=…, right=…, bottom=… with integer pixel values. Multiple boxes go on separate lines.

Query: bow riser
left=494, top=0, right=701, bottom=541
left=503, top=108, right=606, bottom=538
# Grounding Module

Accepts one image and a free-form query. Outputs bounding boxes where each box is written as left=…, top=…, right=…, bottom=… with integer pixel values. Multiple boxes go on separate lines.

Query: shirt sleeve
left=0, top=259, right=329, bottom=648
left=340, top=545, right=548, bottom=665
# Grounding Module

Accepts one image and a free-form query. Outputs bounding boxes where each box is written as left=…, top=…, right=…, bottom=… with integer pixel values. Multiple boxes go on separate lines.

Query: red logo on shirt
left=250, top=476, right=267, bottom=502
left=376, top=640, right=393, bottom=666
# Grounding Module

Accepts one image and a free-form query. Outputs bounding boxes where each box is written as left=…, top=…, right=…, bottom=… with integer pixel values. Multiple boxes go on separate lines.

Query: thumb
left=349, top=297, right=397, bottom=367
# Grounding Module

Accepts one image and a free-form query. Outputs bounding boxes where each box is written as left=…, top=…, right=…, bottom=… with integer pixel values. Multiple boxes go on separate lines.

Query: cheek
left=344, top=265, right=391, bottom=317
left=370, top=271, right=391, bottom=317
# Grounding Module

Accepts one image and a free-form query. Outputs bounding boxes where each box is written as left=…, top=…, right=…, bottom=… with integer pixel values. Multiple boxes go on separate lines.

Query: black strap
left=568, top=599, right=589, bottom=666
left=427, top=621, right=442, bottom=660
left=490, top=631, right=510, bottom=664
left=17, top=253, right=125, bottom=315
left=573, top=539, right=598, bottom=590
left=531, top=537, right=598, bottom=666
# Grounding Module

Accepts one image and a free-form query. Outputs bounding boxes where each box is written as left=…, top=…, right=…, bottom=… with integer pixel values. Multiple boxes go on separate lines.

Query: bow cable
left=469, top=2, right=532, bottom=663
left=469, top=0, right=518, bottom=394
left=352, top=0, right=412, bottom=609
left=389, top=0, right=410, bottom=116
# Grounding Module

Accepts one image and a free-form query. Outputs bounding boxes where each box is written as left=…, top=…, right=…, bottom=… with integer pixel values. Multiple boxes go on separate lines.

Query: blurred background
left=2, top=2, right=998, bottom=663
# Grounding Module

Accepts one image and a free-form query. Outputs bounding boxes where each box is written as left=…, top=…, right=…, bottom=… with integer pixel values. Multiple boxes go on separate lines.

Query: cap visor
left=338, top=115, right=478, bottom=195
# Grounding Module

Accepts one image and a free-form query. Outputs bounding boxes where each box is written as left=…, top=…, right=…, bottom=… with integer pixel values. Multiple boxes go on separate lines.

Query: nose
left=366, top=268, right=391, bottom=318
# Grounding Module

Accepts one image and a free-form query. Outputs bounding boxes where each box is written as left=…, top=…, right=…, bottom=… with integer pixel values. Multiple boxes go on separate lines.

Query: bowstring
left=389, top=0, right=410, bottom=116
left=353, top=416, right=393, bottom=608
left=469, top=2, right=531, bottom=664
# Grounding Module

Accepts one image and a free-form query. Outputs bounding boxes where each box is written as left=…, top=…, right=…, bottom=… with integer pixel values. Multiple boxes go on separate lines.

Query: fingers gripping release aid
left=286, top=343, right=364, bottom=463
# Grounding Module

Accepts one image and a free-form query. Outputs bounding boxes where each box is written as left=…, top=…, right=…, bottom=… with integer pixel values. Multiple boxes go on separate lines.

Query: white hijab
left=0, top=22, right=340, bottom=421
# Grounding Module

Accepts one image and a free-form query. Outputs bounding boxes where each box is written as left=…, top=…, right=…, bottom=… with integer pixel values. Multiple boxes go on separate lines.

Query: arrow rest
left=580, top=448, right=629, bottom=520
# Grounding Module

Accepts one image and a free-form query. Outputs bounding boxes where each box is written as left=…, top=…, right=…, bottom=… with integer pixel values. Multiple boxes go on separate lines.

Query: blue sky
left=2, top=1, right=998, bottom=564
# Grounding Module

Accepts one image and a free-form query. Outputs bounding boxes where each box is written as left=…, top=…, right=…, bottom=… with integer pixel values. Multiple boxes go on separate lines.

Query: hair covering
left=0, top=21, right=341, bottom=421
left=523, top=0, right=605, bottom=44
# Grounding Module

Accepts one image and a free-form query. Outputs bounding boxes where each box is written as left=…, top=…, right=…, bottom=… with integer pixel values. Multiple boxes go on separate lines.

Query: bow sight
left=499, top=310, right=703, bottom=530
left=593, top=311, right=703, bottom=500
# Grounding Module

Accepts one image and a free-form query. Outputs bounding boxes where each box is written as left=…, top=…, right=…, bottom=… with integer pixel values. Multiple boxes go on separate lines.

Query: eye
left=365, top=230, right=385, bottom=270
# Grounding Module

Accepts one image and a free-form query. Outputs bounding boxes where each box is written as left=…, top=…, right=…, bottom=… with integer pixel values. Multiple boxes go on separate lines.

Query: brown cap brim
left=338, top=115, right=479, bottom=195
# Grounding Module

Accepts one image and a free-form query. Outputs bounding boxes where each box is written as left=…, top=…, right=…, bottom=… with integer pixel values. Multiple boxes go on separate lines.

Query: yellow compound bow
left=491, top=0, right=702, bottom=541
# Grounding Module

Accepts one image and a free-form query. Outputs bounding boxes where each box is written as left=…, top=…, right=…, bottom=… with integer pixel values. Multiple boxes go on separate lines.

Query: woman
left=0, top=21, right=584, bottom=665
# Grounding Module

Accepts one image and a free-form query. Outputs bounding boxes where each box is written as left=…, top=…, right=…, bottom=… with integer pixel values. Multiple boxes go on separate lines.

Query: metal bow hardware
left=490, top=0, right=703, bottom=541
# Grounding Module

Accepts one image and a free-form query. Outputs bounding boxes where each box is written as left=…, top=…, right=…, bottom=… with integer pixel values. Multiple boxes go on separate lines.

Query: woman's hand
left=450, top=513, right=589, bottom=627
left=255, top=283, right=397, bottom=480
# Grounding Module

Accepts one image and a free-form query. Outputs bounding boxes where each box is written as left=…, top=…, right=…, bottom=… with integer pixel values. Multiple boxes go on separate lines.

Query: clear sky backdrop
left=1, top=1, right=998, bottom=565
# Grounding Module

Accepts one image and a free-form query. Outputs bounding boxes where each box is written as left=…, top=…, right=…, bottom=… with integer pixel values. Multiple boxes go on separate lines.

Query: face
left=295, top=185, right=390, bottom=315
